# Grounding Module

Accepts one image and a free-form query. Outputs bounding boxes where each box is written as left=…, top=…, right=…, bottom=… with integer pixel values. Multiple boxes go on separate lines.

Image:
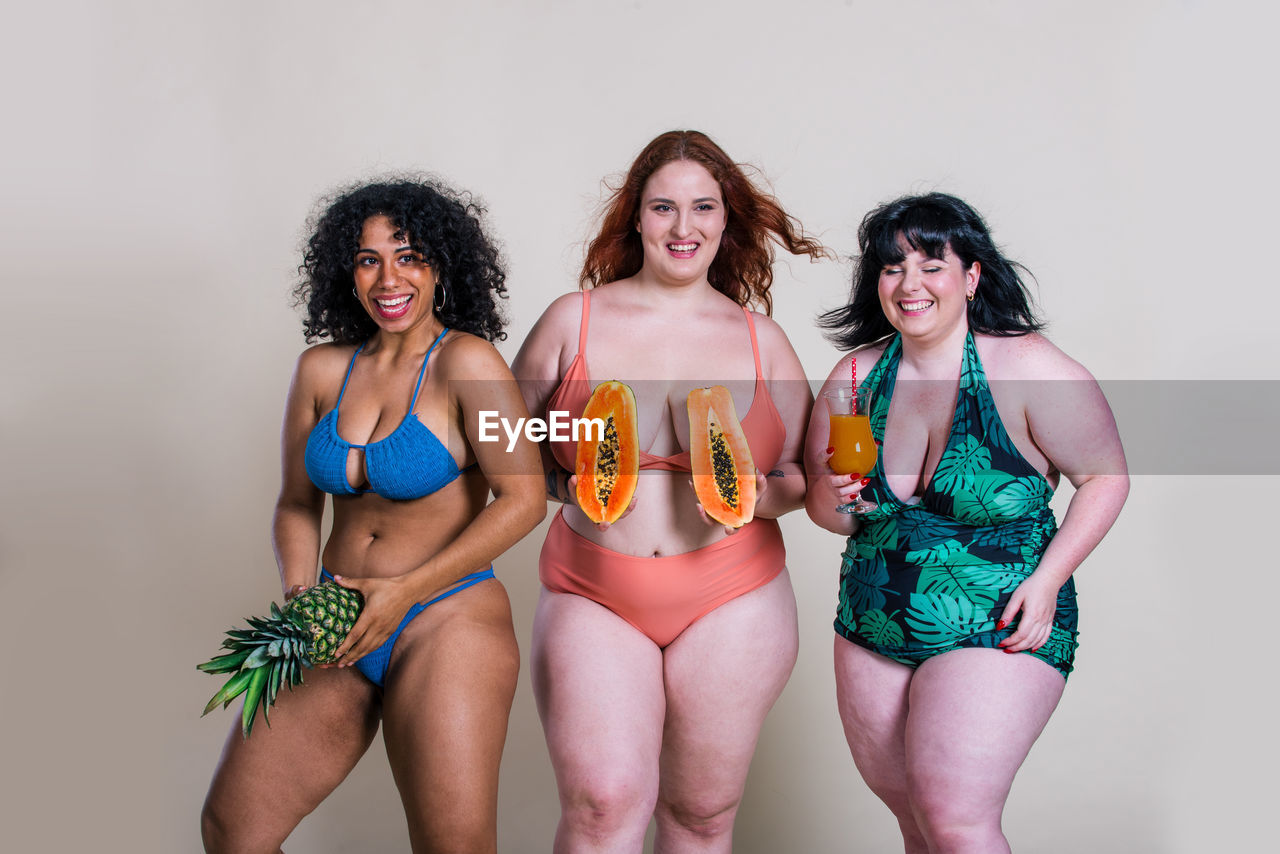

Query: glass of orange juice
left=823, top=388, right=878, bottom=514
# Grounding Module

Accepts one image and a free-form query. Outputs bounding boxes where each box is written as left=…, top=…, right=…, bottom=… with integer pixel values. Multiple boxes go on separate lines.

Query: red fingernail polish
left=1004, top=648, right=1015, bottom=654
left=996, top=620, right=1007, bottom=630
left=826, top=446, right=834, bottom=454
left=850, top=472, right=860, bottom=480
left=860, top=477, right=870, bottom=486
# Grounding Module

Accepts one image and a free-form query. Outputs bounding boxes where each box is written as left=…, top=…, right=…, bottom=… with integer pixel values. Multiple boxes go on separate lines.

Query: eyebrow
left=646, top=196, right=720, bottom=205
left=355, top=244, right=413, bottom=254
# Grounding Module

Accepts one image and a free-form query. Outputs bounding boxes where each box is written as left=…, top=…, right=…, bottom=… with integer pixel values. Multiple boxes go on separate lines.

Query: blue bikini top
left=304, top=328, right=460, bottom=500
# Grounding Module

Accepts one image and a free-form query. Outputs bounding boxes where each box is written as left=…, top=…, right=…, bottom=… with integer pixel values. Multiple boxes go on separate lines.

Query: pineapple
left=198, top=582, right=363, bottom=736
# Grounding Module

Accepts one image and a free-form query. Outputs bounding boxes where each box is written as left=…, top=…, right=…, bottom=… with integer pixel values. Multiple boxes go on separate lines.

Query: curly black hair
left=819, top=192, right=1043, bottom=351
left=295, top=177, right=508, bottom=343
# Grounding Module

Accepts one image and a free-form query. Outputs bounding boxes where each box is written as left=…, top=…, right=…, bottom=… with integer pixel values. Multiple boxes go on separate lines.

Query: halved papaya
left=575, top=381, right=640, bottom=525
left=688, top=386, right=756, bottom=528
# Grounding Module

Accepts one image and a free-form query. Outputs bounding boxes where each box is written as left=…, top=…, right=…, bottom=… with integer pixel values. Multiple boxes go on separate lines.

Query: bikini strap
left=334, top=342, right=366, bottom=406
left=576, top=289, right=591, bottom=356
left=408, top=327, right=451, bottom=410
left=741, top=306, right=764, bottom=380
left=961, top=330, right=983, bottom=391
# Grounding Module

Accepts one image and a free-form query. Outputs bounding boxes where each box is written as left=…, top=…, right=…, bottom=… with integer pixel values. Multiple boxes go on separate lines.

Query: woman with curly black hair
left=201, top=178, right=545, bottom=853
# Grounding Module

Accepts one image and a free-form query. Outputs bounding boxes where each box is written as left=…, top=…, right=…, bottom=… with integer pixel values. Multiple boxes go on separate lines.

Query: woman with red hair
left=514, top=130, right=828, bottom=851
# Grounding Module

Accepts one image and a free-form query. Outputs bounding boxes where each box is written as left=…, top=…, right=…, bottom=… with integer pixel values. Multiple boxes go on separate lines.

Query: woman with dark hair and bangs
left=201, top=178, right=545, bottom=853
left=514, top=130, right=830, bottom=851
left=805, top=192, right=1128, bottom=853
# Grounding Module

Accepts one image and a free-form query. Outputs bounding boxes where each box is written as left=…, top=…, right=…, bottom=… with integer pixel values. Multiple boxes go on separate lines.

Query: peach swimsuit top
left=546, top=290, right=787, bottom=474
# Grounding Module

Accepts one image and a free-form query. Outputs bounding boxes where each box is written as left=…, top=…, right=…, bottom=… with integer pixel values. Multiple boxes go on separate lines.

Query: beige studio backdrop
left=2, top=1, right=1276, bottom=851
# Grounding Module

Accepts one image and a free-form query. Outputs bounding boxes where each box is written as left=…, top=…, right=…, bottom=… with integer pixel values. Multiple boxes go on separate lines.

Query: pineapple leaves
left=243, top=645, right=274, bottom=670
left=199, top=582, right=363, bottom=737
left=196, top=649, right=251, bottom=674
left=241, top=667, right=270, bottom=737
left=202, top=668, right=255, bottom=717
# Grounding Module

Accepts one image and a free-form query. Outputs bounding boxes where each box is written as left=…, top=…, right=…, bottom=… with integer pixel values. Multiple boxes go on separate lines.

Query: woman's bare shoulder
left=980, top=332, right=1094, bottom=382
left=527, top=290, right=587, bottom=338
left=844, top=336, right=892, bottom=374
left=437, top=331, right=512, bottom=382
left=743, top=309, right=793, bottom=347
left=294, top=341, right=356, bottom=381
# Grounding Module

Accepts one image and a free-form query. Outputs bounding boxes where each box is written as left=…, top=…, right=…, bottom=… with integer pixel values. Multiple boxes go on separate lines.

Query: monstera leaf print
left=839, top=549, right=889, bottom=620
left=1055, top=581, right=1079, bottom=621
left=1039, top=625, right=1077, bottom=671
left=1018, top=523, right=1053, bottom=562
left=894, top=509, right=961, bottom=549
left=970, top=523, right=1025, bottom=552
left=859, top=517, right=899, bottom=551
left=975, top=564, right=1032, bottom=596
left=904, top=592, right=984, bottom=645
left=863, top=338, right=897, bottom=440
left=920, top=569, right=1001, bottom=613
left=857, top=609, right=905, bottom=647
left=868, top=385, right=889, bottom=441
left=903, top=539, right=969, bottom=568
left=909, top=541, right=1025, bottom=613
left=952, top=474, right=1048, bottom=525
left=933, top=435, right=993, bottom=488
left=959, top=336, right=981, bottom=392
left=973, top=381, right=1021, bottom=458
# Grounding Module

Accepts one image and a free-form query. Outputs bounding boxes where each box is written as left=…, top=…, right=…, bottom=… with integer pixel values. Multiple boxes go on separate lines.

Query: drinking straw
left=851, top=356, right=857, bottom=407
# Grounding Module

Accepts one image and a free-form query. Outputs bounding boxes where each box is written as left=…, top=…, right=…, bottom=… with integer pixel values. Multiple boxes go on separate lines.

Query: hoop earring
left=434, top=279, right=449, bottom=312
left=352, top=286, right=358, bottom=298
left=967, top=291, right=975, bottom=302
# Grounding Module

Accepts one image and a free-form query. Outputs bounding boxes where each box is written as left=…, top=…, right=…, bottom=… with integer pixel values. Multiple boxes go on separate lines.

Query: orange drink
left=822, top=387, right=878, bottom=514
left=828, top=413, right=877, bottom=476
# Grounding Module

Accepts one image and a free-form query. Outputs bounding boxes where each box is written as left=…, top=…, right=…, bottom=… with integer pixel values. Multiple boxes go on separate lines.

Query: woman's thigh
left=202, top=665, right=380, bottom=850
left=833, top=634, right=917, bottom=805
left=379, top=578, right=520, bottom=852
left=531, top=587, right=667, bottom=803
left=905, top=648, right=1065, bottom=818
left=657, top=569, right=799, bottom=813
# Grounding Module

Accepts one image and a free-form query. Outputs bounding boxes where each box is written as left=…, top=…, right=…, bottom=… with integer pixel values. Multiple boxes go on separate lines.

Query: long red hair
left=579, top=130, right=830, bottom=315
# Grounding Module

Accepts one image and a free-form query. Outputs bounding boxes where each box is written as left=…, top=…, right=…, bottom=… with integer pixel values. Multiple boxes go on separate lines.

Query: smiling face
left=877, top=240, right=980, bottom=344
left=636, top=159, right=726, bottom=285
left=352, top=215, right=440, bottom=334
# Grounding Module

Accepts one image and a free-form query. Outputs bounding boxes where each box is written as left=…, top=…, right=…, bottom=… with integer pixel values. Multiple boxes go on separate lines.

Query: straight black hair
left=819, top=192, right=1043, bottom=350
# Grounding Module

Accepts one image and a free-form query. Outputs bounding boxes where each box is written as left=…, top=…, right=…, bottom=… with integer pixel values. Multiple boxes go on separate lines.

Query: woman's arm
left=333, top=337, right=547, bottom=663
left=997, top=336, right=1129, bottom=652
left=749, top=314, right=813, bottom=520
left=271, top=347, right=329, bottom=599
left=803, top=350, right=881, bottom=536
left=511, top=294, right=579, bottom=504
left=414, top=336, right=549, bottom=582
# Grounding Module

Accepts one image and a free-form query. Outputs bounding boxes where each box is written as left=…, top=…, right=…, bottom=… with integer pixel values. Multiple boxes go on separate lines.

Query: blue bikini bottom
left=320, top=566, right=495, bottom=686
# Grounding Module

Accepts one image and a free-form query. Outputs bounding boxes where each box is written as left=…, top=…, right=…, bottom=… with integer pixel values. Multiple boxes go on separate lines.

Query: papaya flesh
left=575, top=381, right=640, bottom=525
left=687, top=386, right=756, bottom=528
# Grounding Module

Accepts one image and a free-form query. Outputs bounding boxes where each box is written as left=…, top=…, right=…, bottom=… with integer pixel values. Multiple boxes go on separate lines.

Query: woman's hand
left=824, top=454, right=870, bottom=511
left=549, top=466, right=639, bottom=531
left=996, top=571, right=1060, bottom=653
left=688, top=471, right=763, bottom=536
left=328, top=574, right=415, bottom=667
left=589, top=474, right=639, bottom=532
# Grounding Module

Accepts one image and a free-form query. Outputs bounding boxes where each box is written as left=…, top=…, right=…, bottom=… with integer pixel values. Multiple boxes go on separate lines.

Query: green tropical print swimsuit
left=835, top=332, right=1078, bottom=680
